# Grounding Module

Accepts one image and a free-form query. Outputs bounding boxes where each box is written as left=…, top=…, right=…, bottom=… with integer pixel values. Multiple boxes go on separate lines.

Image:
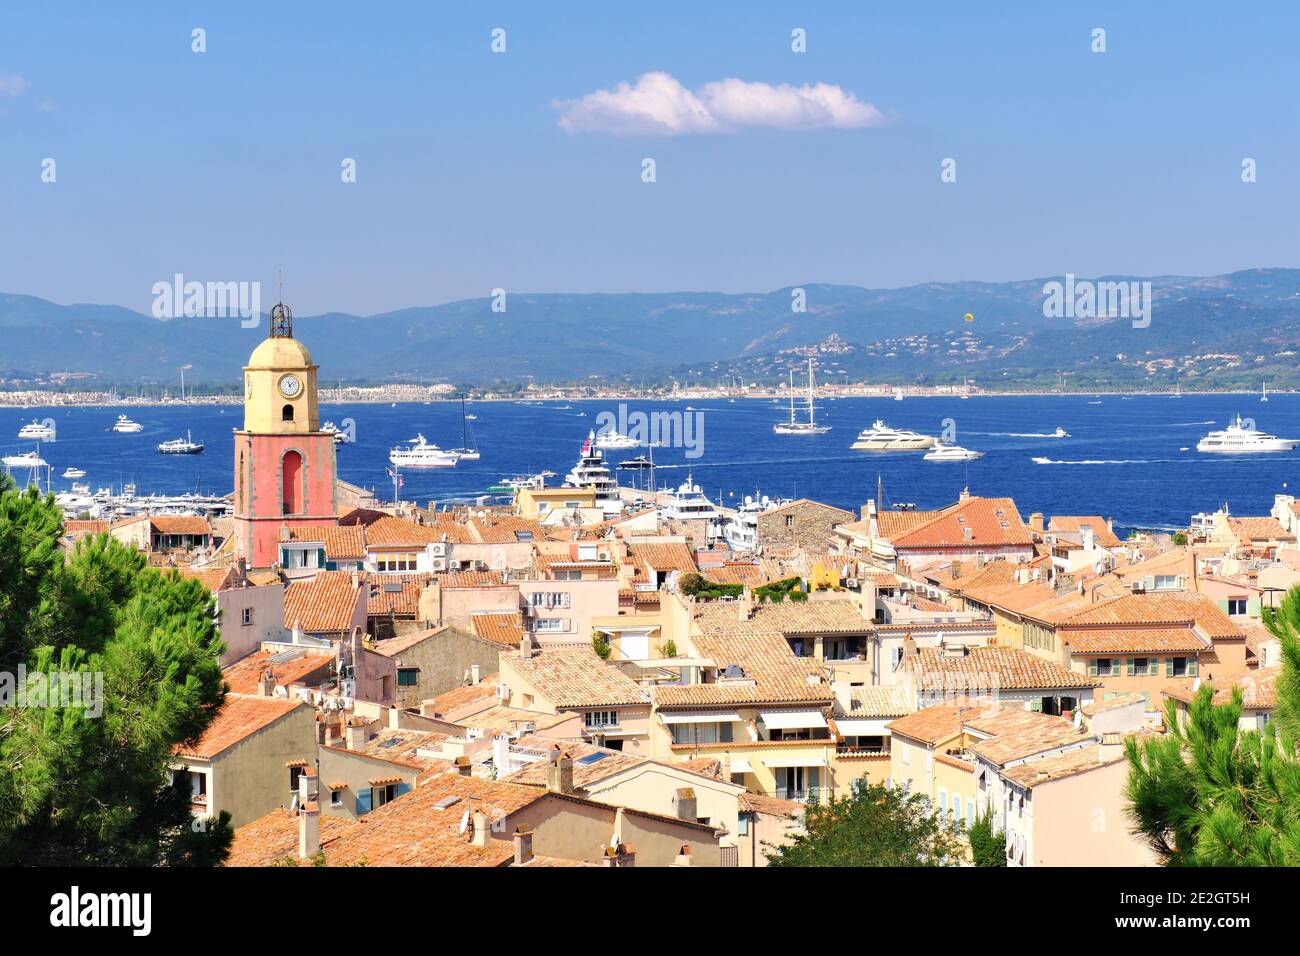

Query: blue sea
left=3, top=395, right=1298, bottom=534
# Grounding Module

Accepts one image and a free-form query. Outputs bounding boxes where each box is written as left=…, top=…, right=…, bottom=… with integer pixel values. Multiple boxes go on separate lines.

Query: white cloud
left=0, top=74, right=28, bottom=98
left=554, top=71, right=884, bottom=136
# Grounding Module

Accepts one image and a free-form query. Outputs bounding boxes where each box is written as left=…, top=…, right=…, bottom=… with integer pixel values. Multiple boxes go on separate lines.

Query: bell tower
left=232, top=301, right=339, bottom=569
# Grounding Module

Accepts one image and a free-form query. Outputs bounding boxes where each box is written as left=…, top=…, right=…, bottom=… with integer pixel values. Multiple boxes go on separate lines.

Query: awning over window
left=760, top=709, right=828, bottom=730
left=835, top=718, right=892, bottom=736
left=659, top=711, right=741, bottom=725
left=763, top=755, right=829, bottom=768
left=730, top=757, right=753, bottom=773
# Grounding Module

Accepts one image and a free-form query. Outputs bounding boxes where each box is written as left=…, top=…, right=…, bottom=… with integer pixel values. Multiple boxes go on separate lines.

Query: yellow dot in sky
left=964, top=312, right=974, bottom=322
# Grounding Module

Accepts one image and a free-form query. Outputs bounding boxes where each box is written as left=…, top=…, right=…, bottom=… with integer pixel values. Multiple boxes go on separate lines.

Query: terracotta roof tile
left=906, top=645, right=1101, bottom=692
left=283, top=570, right=364, bottom=633
left=1163, top=666, right=1279, bottom=710
left=505, top=646, right=649, bottom=709
left=470, top=612, right=527, bottom=648
left=1063, top=627, right=1209, bottom=655
left=174, top=694, right=308, bottom=760
left=222, top=650, right=334, bottom=695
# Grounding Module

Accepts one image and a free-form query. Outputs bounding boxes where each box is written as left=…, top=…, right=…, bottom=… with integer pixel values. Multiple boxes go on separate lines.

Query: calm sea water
left=3, top=395, right=1297, bottom=534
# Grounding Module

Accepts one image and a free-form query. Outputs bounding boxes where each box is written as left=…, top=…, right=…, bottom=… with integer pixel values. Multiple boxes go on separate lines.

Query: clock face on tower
left=278, top=374, right=303, bottom=398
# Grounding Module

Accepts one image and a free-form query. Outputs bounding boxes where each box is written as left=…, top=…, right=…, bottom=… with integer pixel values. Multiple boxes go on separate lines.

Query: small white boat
left=18, top=420, right=56, bottom=440
left=389, top=434, right=457, bottom=468
left=893, top=387, right=904, bottom=401
left=923, top=443, right=984, bottom=462
left=1261, top=382, right=1270, bottom=403
left=70, top=481, right=91, bottom=494
left=112, top=415, right=144, bottom=433
left=1050, top=427, right=1069, bottom=438
left=62, top=466, right=87, bottom=479
left=157, top=431, right=204, bottom=454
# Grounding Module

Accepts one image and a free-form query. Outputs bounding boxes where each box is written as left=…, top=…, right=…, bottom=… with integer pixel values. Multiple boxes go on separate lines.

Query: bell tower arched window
left=282, top=404, right=294, bottom=422
left=282, top=451, right=303, bottom=515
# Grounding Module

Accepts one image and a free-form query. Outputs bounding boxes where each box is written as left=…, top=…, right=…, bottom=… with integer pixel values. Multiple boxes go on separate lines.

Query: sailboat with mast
left=1261, top=382, right=1269, bottom=403
left=449, top=396, right=480, bottom=460
left=773, top=357, right=830, bottom=435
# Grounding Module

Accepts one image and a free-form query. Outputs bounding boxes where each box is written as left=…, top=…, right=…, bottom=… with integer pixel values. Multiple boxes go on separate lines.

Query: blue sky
left=1, top=2, right=1297, bottom=315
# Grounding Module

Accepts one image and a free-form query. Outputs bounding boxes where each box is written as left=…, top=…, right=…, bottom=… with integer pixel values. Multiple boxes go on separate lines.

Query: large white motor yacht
left=851, top=419, right=935, bottom=451
left=594, top=428, right=640, bottom=449
left=112, top=415, right=144, bottom=433
left=661, top=473, right=721, bottom=524
left=18, top=420, right=56, bottom=440
left=157, top=431, right=204, bottom=455
left=1196, top=416, right=1296, bottom=454
left=721, top=493, right=790, bottom=552
left=389, top=434, right=457, bottom=467
left=564, top=432, right=622, bottom=517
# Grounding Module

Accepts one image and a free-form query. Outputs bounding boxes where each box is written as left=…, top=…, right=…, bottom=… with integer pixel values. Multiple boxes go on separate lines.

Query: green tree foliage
left=1124, top=585, right=1300, bottom=866
left=766, top=781, right=964, bottom=867
left=968, top=807, right=1008, bottom=866
left=0, top=487, right=231, bottom=865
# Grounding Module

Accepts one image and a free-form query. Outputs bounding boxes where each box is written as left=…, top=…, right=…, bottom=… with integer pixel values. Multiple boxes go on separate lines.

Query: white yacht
left=773, top=358, right=830, bottom=435
left=564, top=432, right=622, bottom=517
left=112, top=415, right=144, bottom=433
left=321, top=421, right=350, bottom=444
left=661, top=473, right=721, bottom=524
left=923, top=443, right=984, bottom=462
left=18, top=420, right=56, bottom=440
left=851, top=419, right=935, bottom=451
left=2, top=450, right=48, bottom=469
left=594, top=428, right=640, bottom=449
left=62, top=466, right=87, bottom=479
left=721, top=493, right=790, bottom=552
left=157, top=431, right=204, bottom=455
left=389, top=434, right=457, bottom=468
left=1196, top=416, right=1296, bottom=454
left=1050, top=427, right=1069, bottom=438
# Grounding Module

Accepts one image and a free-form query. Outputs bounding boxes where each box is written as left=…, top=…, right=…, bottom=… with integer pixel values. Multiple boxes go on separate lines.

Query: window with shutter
left=356, top=788, right=372, bottom=815
left=1126, top=659, right=1136, bottom=676
left=1089, top=660, right=1099, bottom=677
left=1188, top=657, right=1198, bottom=677
left=1165, top=658, right=1174, bottom=677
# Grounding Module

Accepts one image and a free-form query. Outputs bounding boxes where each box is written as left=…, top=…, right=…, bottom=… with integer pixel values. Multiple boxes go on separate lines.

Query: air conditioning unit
left=1130, top=581, right=1144, bottom=592
left=496, top=684, right=510, bottom=700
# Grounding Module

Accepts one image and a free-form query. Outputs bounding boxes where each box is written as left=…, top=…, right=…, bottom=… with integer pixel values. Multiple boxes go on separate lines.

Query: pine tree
left=767, top=781, right=965, bottom=867
left=968, top=806, right=1008, bottom=866
left=0, top=487, right=232, bottom=865
left=1124, top=584, right=1300, bottom=866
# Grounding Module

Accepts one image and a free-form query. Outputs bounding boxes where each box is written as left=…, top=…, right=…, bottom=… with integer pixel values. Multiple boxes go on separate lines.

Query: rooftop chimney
left=345, top=719, right=368, bottom=751
left=513, top=825, right=534, bottom=865
left=1028, top=513, right=1044, bottom=534
left=547, top=749, right=575, bottom=795
left=453, top=755, right=472, bottom=777
left=519, top=633, right=537, bottom=658
left=602, top=842, right=636, bottom=867
left=299, top=800, right=320, bottom=859
left=674, top=787, right=698, bottom=823
left=258, top=668, right=276, bottom=697
left=671, top=844, right=693, bottom=867
left=1098, top=731, right=1125, bottom=762
left=470, top=664, right=481, bottom=685
left=470, top=808, right=491, bottom=848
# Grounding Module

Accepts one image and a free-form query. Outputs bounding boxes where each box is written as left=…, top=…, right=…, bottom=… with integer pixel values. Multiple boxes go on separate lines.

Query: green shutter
left=1188, top=657, right=1198, bottom=677
left=1148, top=658, right=1158, bottom=676
left=1126, top=659, right=1136, bottom=677
left=1089, top=660, right=1099, bottom=677
left=1247, top=597, right=1261, bottom=617
left=1217, top=599, right=1230, bottom=614
left=1165, top=658, right=1174, bottom=677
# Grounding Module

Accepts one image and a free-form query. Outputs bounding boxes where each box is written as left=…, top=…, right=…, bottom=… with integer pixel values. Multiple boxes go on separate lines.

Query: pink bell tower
left=232, top=302, right=338, bottom=569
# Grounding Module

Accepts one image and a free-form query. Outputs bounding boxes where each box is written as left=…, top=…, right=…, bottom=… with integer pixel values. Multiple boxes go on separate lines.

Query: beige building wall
left=198, top=705, right=318, bottom=827
left=1024, top=760, right=1158, bottom=867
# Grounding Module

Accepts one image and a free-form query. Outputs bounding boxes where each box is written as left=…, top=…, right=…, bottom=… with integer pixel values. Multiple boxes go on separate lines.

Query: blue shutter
left=395, top=782, right=411, bottom=798
left=356, top=788, right=373, bottom=815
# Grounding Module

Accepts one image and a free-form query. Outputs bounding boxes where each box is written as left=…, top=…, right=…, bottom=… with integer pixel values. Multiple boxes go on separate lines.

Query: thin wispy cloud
left=554, top=71, right=885, bottom=136
left=0, top=74, right=28, bottom=97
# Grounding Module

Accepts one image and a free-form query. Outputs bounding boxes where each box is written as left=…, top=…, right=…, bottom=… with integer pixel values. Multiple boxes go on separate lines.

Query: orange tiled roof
left=887, top=705, right=976, bottom=745
left=887, top=497, right=1034, bottom=549
left=907, top=645, right=1101, bottom=692
left=222, top=650, right=334, bottom=695
left=1227, top=516, right=1293, bottom=543
left=431, top=676, right=501, bottom=718
left=1163, top=666, right=1279, bottom=710
left=150, top=515, right=212, bottom=536
left=626, top=542, right=698, bottom=573
left=364, top=515, right=445, bottom=548
left=503, top=739, right=645, bottom=788
left=63, top=519, right=109, bottom=537
left=1048, top=516, right=1122, bottom=549
left=1063, top=627, right=1209, bottom=655
left=967, top=719, right=1092, bottom=767
left=1001, top=744, right=1120, bottom=789
left=505, top=646, right=648, bottom=709
left=226, top=809, right=359, bottom=866
left=470, top=612, right=526, bottom=648
left=368, top=574, right=432, bottom=617
left=1060, top=591, right=1240, bottom=638
left=282, top=523, right=367, bottom=561
left=174, top=694, right=308, bottom=760
left=284, top=570, right=364, bottom=633
left=178, top=566, right=236, bottom=593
